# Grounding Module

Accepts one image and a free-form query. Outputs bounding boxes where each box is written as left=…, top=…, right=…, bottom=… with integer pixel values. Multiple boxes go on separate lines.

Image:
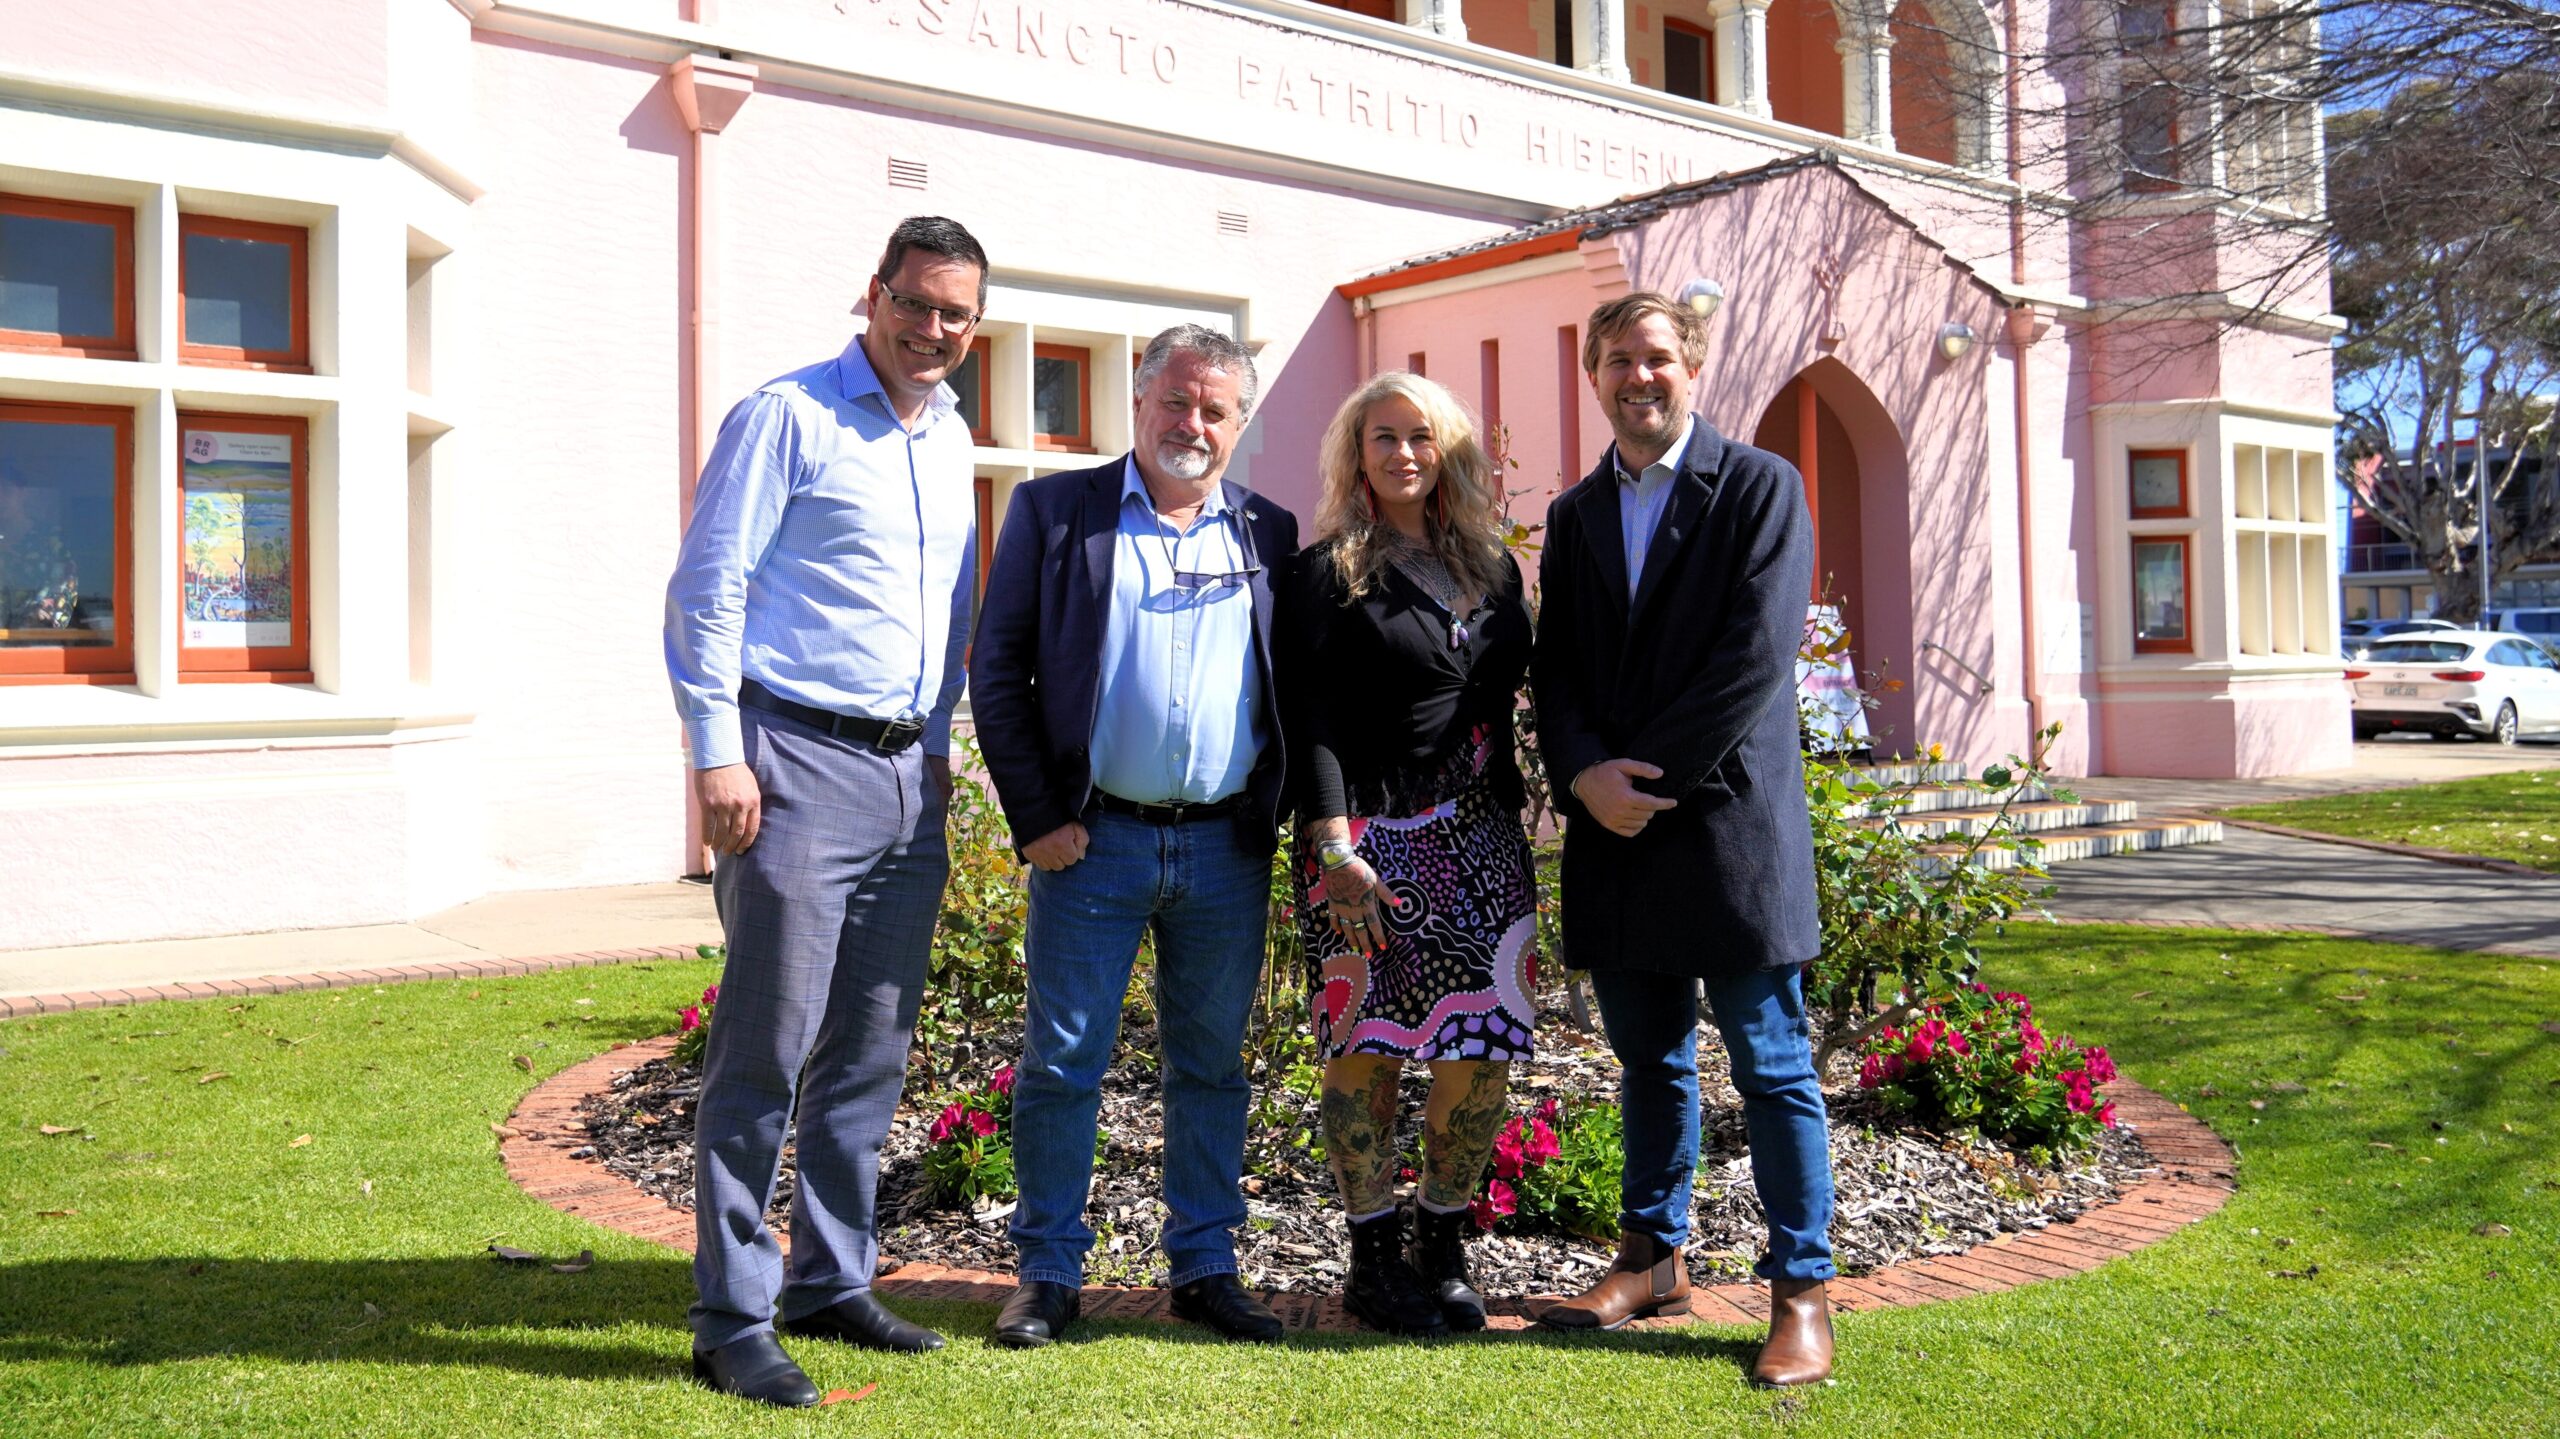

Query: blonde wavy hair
left=1313, top=371, right=1509, bottom=603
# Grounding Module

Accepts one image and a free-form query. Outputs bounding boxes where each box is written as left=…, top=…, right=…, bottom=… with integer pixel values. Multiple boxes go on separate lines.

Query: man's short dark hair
left=875, top=216, right=990, bottom=308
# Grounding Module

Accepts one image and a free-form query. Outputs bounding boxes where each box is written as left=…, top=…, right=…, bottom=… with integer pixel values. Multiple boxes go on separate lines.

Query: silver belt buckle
left=876, top=715, right=926, bottom=753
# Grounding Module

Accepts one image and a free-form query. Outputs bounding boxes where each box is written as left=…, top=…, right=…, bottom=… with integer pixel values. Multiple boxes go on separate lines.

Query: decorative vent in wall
left=888, top=157, right=929, bottom=190
left=1216, top=210, right=1250, bottom=237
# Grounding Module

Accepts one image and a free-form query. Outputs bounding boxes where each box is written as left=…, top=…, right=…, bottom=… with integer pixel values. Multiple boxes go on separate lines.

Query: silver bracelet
left=1317, top=838, right=1357, bottom=870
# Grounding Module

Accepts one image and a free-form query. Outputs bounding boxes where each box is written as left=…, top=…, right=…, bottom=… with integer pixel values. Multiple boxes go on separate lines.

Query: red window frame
left=2128, top=448, right=2189, bottom=519
left=2130, top=535, right=2194, bottom=655
left=2122, top=84, right=2183, bottom=193
left=176, top=411, right=312, bottom=683
left=972, top=474, right=996, bottom=599
left=0, top=192, right=137, bottom=361
left=178, top=214, right=311, bottom=372
left=953, top=337, right=994, bottom=445
left=0, top=400, right=136, bottom=683
left=1663, top=18, right=1717, bottom=103
left=1031, top=342, right=1093, bottom=453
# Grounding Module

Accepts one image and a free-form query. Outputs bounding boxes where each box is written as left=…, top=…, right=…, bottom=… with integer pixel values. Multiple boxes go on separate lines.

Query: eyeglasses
left=1172, top=565, right=1262, bottom=591
left=873, top=278, right=981, bottom=332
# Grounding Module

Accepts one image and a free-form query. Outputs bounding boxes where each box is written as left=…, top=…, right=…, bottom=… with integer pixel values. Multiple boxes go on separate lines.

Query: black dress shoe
left=690, top=1331, right=821, bottom=1408
left=994, top=1280, right=1081, bottom=1348
left=783, top=1291, right=946, bottom=1353
left=1169, top=1273, right=1285, bottom=1343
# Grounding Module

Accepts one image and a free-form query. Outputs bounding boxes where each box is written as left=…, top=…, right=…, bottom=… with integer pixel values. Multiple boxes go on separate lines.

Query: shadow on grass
left=0, top=1254, right=1767, bottom=1379
left=0, top=1256, right=694, bottom=1379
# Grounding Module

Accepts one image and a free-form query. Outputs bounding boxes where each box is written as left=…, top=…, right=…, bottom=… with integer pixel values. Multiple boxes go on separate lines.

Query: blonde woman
left=1278, top=372, right=1538, bottom=1336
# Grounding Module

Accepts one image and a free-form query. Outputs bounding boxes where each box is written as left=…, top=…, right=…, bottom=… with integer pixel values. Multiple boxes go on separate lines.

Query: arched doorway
left=1751, top=360, right=1917, bottom=751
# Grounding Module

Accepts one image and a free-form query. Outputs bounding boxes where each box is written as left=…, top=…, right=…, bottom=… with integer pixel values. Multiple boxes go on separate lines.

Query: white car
left=2347, top=631, right=2560, bottom=744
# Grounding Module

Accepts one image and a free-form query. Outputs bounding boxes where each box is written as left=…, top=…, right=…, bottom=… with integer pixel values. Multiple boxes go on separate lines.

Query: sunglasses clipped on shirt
left=1171, top=564, right=1263, bottom=591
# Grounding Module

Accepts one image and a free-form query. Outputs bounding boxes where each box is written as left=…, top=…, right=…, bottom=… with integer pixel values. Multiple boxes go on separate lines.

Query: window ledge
left=0, top=683, right=477, bottom=753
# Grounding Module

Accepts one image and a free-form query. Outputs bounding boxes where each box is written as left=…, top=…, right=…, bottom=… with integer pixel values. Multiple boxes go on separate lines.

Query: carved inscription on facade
left=865, top=0, right=1704, bottom=184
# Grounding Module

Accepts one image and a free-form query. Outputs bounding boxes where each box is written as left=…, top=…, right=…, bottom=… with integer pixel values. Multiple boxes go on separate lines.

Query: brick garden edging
left=0, top=945, right=708, bottom=1021
left=502, top=1036, right=2239, bottom=1333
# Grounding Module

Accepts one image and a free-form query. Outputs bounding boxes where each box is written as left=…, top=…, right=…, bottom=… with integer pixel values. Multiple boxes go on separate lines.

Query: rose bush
left=922, top=1063, right=1018, bottom=1206
left=1856, top=984, right=2119, bottom=1160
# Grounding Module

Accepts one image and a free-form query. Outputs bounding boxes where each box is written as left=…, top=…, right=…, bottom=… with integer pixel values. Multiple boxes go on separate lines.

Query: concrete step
left=1869, top=798, right=2141, bottom=839
left=1843, top=760, right=1969, bottom=788
left=1919, top=815, right=2226, bottom=873
left=1859, top=782, right=2055, bottom=817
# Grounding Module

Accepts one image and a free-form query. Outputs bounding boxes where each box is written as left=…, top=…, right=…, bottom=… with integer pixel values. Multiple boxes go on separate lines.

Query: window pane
left=2118, top=1, right=2171, bottom=46
left=0, top=419, right=120, bottom=647
left=1664, top=28, right=1705, bottom=101
left=0, top=211, right=118, bottom=340
left=1033, top=354, right=1084, bottom=439
left=185, top=232, right=295, bottom=353
left=2130, top=453, right=2183, bottom=513
left=2123, top=85, right=2179, bottom=186
left=181, top=429, right=298, bottom=647
left=950, top=347, right=984, bottom=436
left=2133, top=538, right=2187, bottom=643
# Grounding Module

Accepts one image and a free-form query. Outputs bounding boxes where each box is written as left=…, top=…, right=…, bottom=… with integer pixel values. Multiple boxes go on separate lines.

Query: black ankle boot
left=1343, top=1209, right=1450, bottom=1337
left=1409, top=1203, right=1488, bottom=1332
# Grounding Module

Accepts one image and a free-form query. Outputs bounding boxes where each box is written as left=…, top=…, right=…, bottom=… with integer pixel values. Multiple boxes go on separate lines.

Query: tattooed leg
left=1420, top=1060, right=1512, bottom=1210
left=1320, top=1054, right=1406, bottom=1216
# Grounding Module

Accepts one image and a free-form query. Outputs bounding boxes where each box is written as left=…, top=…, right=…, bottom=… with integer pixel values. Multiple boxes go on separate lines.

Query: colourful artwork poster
left=181, top=429, right=295, bottom=649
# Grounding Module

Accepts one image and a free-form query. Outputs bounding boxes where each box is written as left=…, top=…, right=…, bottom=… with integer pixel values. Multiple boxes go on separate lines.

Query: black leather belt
left=1091, top=790, right=1245, bottom=824
left=740, top=679, right=927, bottom=754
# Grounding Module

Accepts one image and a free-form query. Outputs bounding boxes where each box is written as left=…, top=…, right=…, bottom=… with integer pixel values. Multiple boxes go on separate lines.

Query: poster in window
left=182, top=428, right=295, bottom=648
left=2133, top=538, right=2188, bottom=647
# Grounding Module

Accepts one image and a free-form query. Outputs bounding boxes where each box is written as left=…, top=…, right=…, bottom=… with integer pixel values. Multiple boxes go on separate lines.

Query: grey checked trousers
left=689, top=705, right=949, bottom=1349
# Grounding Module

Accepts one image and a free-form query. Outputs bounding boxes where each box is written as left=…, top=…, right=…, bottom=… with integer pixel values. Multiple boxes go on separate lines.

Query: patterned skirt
left=1294, top=724, right=1539, bottom=1063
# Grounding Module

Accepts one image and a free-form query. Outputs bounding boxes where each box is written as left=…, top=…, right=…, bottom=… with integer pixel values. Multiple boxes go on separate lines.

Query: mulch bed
left=578, top=987, right=2154, bottom=1296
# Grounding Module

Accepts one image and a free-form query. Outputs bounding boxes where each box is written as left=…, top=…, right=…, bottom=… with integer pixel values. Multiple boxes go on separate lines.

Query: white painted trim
left=1360, top=251, right=1586, bottom=308
left=0, top=64, right=484, bottom=202
left=2090, top=397, right=2346, bottom=428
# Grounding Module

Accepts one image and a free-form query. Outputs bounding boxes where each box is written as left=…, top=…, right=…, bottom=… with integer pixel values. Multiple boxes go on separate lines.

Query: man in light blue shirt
left=969, top=324, right=1299, bottom=1348
left=663, top=216, right=985, bottom=1409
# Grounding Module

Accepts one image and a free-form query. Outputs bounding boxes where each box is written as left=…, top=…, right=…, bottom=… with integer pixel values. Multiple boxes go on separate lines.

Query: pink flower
left=1970, top=982, right=1991, bottom=994
left=1524, top=1119, right=1561, bottom=1166
left=2020, top=1021, right=2047, bottom=1055
left=1907, top=1033, right=1936, bottom=1065
left=1881, top=1055, right=1907, bottom=1082
left=1469, top=1179, right=1517, bottom=1231
left=1859, top=1054, right=1886, bottom=1089
left=2097, top=1100, right=2119, bottom=1127
left=930, top=1101, right=968, bottom=1145
left=679, top=1005, right=702, bottom=1033
left=2012, top=1053, right=2035, bottom=1075
left=989, top=1065, right=1017, bottom=1098
left=1492, top=1125, right=1525, bottom=1180
left=1534, top=1098, right=1562, bottom=1126
left=702, top=984, right=720, bottom=1008
left=967, top=1109, right=998, bottom=1138
left=2084, top=1046, right=2118, bottom=1084
left=1946, top=1031, right=1972, bottom=1057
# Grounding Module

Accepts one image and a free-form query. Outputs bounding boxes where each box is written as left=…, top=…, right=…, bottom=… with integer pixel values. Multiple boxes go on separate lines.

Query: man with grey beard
left=968, top=324, right=1299, bottom=1347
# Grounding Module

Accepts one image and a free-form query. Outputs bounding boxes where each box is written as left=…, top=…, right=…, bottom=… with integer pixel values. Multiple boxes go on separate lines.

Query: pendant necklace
left=1388, top=531, right=1470, bottom=650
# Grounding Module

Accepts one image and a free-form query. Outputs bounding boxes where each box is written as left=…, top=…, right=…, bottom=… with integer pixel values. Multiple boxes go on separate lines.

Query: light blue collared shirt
left=1614, top=414, right=1695, bottom=601
left=665, top=336, right=976, bottom=769
left=1090, top=458, right=1266, bottom=804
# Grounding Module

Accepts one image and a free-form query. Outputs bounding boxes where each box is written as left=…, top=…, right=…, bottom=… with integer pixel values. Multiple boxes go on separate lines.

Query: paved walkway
left=2051, top=737, right=2560, bottom=957
left=0, top=882, right=722, bottom=1004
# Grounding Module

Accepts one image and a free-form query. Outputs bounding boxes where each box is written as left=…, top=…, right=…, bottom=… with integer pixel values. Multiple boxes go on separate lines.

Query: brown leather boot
left=1535, top=1231, right=1691, bottom=1331
left=1749, top=1278, right=1835, bottom=1386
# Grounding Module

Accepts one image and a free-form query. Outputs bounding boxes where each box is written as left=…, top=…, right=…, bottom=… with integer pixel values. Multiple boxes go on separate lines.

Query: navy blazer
left=1529, top=420, right=1820, bottom=976
left=969, top=455, right=1300, bottom=857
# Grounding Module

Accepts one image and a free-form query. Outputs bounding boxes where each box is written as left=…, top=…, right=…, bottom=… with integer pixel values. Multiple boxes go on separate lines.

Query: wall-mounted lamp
left=1937, top=321, right=1977, bottom=360
left=1679, top=278, right=1726, bottom=319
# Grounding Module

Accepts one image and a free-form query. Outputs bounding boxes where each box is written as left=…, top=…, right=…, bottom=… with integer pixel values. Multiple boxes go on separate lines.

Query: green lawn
left=2224, top=769, right=2560, bottom=872
left=1, top=931, right=2553, bottom=1438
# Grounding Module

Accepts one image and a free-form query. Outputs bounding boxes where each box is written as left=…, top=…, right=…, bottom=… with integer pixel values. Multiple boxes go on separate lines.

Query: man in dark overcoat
left=1529, top=291, right=1837, bottom=1386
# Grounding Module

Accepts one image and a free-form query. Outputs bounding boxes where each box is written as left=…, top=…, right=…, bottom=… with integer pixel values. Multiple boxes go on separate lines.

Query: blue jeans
left=1009, top=810, right=1270, bottom=1288
left=1587, top=964, right=1837, bottom=1283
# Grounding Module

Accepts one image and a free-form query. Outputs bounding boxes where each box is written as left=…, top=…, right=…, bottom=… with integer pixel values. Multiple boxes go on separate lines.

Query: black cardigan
left=1279, top=537, right=1533, bottom=824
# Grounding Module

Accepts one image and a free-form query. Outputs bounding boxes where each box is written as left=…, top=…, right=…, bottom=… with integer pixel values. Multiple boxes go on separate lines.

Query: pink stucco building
left=0, top=0, right=2344, bottom=949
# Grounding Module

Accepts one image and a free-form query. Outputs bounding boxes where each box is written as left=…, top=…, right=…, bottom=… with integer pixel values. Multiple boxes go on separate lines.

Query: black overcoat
left=1530, top=421, right=1819, bottom=976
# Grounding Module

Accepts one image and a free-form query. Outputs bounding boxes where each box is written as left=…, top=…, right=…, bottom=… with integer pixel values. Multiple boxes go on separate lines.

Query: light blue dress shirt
left=665, top=336, right=976, bottom=769
left=1090, top=458, right=1267, bottom=804
left=1614, top=414, right=1695, bottom=600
